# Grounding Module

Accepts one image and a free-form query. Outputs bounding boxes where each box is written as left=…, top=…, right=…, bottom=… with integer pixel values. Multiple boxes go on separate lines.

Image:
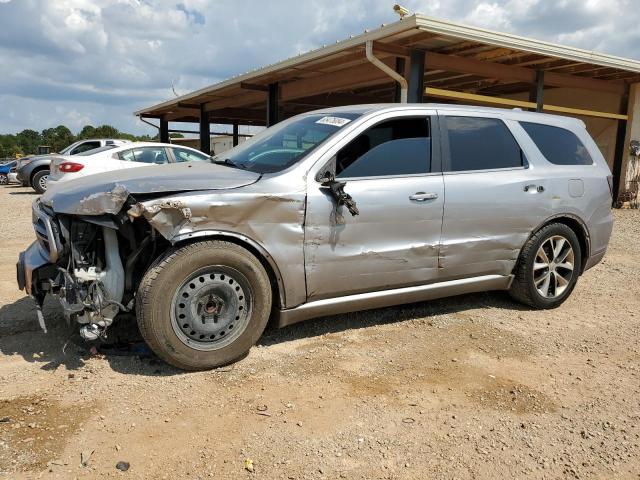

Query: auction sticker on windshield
left=316, top=116, right=352, bottom=127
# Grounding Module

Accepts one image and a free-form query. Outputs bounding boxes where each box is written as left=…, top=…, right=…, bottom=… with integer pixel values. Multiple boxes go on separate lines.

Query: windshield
left=76, top=145, right=117, bottom=156
left=214, top=112, right=361, bottom=173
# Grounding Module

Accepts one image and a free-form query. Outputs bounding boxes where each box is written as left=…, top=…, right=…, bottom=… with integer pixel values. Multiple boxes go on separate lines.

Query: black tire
left=32, top=169, right=50, bottom=194
left=136, top=241, right=272, bottom=370
left=509, top=222, right=582, bottom=309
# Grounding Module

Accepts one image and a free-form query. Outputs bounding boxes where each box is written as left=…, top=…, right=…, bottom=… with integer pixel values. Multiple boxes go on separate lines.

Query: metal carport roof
left=135, top=13, right=640, bottom=125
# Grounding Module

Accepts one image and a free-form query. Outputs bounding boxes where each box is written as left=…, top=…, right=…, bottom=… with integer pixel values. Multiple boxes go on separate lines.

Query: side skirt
left=275, top=274, right=513, bottom=328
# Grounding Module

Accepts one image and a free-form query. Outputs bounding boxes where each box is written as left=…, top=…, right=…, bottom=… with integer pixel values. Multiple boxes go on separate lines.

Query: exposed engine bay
left=25, top=197, right=167, bottom=340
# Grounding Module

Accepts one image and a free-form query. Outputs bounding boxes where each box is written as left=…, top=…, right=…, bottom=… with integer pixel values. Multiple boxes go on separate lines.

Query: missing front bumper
left=17, top=241, right=52, bottom=296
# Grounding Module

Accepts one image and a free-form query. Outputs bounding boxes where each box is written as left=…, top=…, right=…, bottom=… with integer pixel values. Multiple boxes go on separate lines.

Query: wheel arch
left=529, top=214, right=591, bottom=274
left=29, top=163, right=50, bottom=180
left=171, top=230, right=287, bottom=308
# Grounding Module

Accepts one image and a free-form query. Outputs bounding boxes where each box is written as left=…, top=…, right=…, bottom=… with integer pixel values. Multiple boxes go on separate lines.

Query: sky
left=0, top=0, right=638, bottom=136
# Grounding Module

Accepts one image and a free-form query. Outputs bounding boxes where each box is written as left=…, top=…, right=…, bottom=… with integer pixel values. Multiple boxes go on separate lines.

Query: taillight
left=59, top=162, right=84, bottom=173
left=607, top=175, right=614, bottom=198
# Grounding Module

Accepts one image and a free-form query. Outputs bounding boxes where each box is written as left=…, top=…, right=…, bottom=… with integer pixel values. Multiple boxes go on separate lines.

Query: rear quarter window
left=444, top=116, right=524, bottom=172
left=520, top=122, right=593, bottom=165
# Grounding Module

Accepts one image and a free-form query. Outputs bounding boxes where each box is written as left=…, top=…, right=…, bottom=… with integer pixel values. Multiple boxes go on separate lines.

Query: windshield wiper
left=211, top=158, right=247, bottom=170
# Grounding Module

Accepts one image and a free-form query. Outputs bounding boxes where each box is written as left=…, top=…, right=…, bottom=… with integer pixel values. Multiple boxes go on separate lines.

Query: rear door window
left=443, top=116, right=524, bottom=172
left=171, top=147, right=210, bottom=163
left=335, top=117, right=432, bottom=178
left=70, top=141, right=100, bottom=155
left=119, top=147, right=169, bottom=164
left=520, top=122, right=593, bottom=165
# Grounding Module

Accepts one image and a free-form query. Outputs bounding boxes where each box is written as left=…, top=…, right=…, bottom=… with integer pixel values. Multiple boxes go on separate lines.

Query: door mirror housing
left=317, top=170, right=335, bottom=186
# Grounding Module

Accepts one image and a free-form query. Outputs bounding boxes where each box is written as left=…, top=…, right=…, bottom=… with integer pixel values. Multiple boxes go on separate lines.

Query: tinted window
left=70, top=141, right=100, bottom=155
left=76, top=145, right=116, bottom=156
left=172, top=147, right=210, bottom=163
left=119, top=147, right=168, bottom=164
left=445, top=117, right=523, bottom=172
left=520, top=122, right=593, bottom=165
left=336, top=118, right=431, bottom=178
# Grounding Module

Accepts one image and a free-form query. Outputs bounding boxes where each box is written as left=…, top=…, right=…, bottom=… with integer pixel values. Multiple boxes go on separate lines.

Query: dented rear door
left=304, top=112, right=444, bottom=301
left=438, top=113, right=551, bottom=280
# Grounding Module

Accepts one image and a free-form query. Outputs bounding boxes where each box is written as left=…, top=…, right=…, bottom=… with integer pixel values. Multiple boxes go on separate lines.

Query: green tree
left=77, top=125, right=96, bottom=139
left=0, top=134, right=21, bottom=158
left=92, top=125, right=120, bottom=139
left=41, top=125, right=74, bottom=153
left=15, top=129, right=41, bottom=154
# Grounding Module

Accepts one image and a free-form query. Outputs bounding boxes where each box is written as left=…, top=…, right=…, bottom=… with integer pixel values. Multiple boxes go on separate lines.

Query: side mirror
left=317, top=170, right=335, bottom=185
left=318, top=172, right=359, bottom=217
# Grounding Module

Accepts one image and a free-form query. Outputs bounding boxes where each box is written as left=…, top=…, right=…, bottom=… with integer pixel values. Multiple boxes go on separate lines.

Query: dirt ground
left=0, top=184, right=639, bottom=480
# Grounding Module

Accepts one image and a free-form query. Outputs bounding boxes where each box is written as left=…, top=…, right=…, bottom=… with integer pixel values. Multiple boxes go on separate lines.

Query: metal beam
left=408, top=50, right=425, bottom=103
left=423, top=51, right=626, bottom=95
left=233, top=122, right=239, bottom=146
left=424, top=87, right=628, bottom=120
left=159, top=117, right=169, bottom=143
left=612, top=88, right=630, bottom=204
left=528, top=70, right=545, bottom=112
left=267, top=82, right=279, bottom=126
left=241, top=82, right=269, bottom=92
left=199, top=104, right=211, bottom=154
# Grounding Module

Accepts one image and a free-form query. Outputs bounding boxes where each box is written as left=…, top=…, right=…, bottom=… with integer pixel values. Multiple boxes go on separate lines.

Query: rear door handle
left=409, top=192, right=438, bottom=201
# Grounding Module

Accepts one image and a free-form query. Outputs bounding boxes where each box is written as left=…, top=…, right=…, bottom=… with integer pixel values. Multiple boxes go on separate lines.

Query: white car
left=47, top=142, right=212, bottom=188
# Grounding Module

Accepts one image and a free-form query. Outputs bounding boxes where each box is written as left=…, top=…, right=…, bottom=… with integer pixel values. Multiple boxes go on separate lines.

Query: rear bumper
left=16, top=166, right=29, bottom=183
left=17, top=241, right=52, bottom=295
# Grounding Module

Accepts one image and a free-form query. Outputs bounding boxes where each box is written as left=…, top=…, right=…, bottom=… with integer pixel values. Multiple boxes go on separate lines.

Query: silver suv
left=17, top=104, right=614, bottom=370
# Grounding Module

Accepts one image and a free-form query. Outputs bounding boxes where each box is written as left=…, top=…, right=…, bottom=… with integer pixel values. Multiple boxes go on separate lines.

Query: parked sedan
left=47, top=142, right=211, bottom=190
left=16, top=139, right=131, bottom=194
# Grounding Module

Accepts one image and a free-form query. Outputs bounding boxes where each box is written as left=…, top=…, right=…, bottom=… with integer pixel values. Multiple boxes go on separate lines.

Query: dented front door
left=304, top=174, right=445, bottom=301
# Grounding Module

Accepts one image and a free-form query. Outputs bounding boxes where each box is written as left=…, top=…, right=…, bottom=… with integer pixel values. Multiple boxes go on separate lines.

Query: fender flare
left=171, top=229, right=287, bottom=308
left=527, top=212, right=592, bottom=271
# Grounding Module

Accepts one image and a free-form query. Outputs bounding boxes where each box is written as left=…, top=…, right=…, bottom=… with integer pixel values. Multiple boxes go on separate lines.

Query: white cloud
left=0, top=0, right=638, bottom=136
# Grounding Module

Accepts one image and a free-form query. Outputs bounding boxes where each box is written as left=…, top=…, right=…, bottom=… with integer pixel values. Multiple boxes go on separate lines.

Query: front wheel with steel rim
left=510, top=223, right=582, bottom=309
left=0, top=174, right=7, bottom=185
left=137, top=241, right=272, bottom=370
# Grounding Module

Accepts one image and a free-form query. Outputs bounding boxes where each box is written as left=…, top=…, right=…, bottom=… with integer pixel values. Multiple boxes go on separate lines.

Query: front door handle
left=409, top=192, right=438, bottom=201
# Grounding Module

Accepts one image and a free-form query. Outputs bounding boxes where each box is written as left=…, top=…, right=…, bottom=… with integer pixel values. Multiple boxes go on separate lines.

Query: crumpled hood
left=42, top=161, right=261, bottom=215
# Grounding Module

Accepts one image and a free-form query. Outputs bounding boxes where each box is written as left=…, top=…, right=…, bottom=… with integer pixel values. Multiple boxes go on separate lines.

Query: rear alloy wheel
left=532, top=236, right=575, bottom=299
left=32, top=170, right=49, bottom=194
left=136, top=241, right=272, bottom=370
left=509, top=223, right=582, bottom=309
left=0, top=174, right=7, bottom=185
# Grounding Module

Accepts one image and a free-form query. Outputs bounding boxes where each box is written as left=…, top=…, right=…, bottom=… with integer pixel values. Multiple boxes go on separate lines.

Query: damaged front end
left=17, top=162, right=266, bottom=341
left=17, top=189, right=164, bottom=340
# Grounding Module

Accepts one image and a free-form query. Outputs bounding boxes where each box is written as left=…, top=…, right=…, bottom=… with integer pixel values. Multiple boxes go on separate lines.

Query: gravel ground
left=0, top=185, right=639, bottom=479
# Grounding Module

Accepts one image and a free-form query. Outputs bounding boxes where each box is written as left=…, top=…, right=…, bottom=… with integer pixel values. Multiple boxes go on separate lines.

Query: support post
left=199, top=104, right=211, bottom=154
left=408, top=50, right=425, bottom=103
left=159, top=117, right=169, bottom=143
left=232, top=122, right=239, bottom=147
left=612, top=87, right=630, bottom=204
left=393, top=57, right=406, bottom=103
left=620, top=83, right=640, bottom=207
left=267, top=82, right=279, bottom=126
left=528, top=70, right=545, bottom=112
